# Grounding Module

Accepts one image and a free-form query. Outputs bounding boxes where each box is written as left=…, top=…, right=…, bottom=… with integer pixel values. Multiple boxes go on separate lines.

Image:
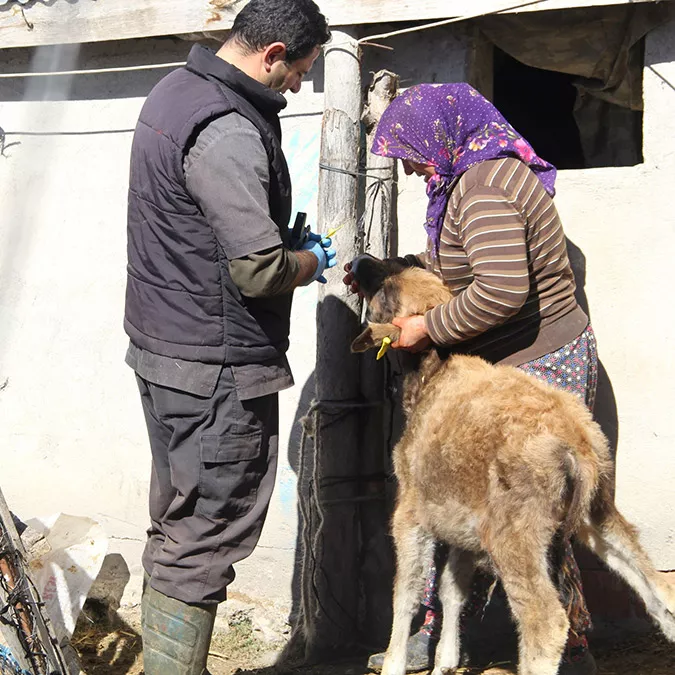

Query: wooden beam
left=361, top=70, right=398, bottom=262
left=306, top=27, right=362, bottom=657
left=0, top=0, right=664, bottom=51
left=358, top=69, right=399, bottom=646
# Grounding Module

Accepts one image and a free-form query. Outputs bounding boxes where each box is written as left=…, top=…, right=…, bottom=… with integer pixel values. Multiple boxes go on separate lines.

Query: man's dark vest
left=124, top=45, right=293, bottom=366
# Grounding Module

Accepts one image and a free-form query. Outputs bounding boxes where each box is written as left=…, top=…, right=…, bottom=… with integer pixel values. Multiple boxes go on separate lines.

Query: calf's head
left=350, top=254, right=452, bottom=354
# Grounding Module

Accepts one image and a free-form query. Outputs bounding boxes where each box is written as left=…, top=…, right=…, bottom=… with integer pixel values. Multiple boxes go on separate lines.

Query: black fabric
left=480, top=4, right=675, bottom=167
left=125, top=45, right=293, bottom=366
left=138, top=368, right=279, bottom=604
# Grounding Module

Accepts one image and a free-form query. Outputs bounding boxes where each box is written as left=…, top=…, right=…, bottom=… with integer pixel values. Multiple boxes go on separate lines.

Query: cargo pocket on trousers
left=197, top=432, right=263, bottom=520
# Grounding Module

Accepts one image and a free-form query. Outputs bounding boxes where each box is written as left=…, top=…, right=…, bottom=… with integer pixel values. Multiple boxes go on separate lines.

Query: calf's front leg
left=382, top=506, right=435, bottom=675
left=431, top=549, right=474, bottom=675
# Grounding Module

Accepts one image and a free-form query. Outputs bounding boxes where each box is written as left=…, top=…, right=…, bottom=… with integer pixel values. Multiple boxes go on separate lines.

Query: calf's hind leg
left=489, top=530, right=569, bottom=675
left=382, top=505, right=435, bottom=675
left=579, top=499, right=675, bottom=641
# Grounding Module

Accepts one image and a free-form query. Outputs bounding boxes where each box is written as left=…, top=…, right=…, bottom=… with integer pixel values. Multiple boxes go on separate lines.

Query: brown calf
left=350, top=255, right=675, bottom=675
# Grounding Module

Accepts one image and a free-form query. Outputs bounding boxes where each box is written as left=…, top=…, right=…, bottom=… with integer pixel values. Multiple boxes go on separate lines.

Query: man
left=124, top=1, right=332, bottom=672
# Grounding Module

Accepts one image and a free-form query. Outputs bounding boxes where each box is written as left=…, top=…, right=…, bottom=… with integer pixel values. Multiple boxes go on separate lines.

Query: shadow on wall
left=565, top=237, right=620, bottom=462
left=281, top=297, right=399, bottom=659
left=565, top=237, right=641, bottom=621
left=284, top=369, right=316, bottom=629
left=281, top=343, right=408, bottom=657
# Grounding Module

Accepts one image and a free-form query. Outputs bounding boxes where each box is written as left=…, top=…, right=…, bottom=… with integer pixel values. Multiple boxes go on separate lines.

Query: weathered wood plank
left=0, top=0, right=664, bottom=51
left=358, top=69, right=398, bottom=645
left=306, top=27, right=362, bottom=657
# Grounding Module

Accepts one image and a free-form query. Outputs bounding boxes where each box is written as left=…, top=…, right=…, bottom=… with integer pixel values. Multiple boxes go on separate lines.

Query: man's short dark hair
left=228, top=0, right=331, bottom=63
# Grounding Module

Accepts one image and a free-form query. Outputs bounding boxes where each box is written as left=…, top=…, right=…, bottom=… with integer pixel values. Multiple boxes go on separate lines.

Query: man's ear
left=351, top=323, right=401, bottom=353
left=263, top=42, right=287, bottom=68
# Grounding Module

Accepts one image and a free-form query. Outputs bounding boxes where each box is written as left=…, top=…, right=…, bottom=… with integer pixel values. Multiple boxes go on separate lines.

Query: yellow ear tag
left=325, top=223, right=346, bottom=239
left=376, top=337, right=392, bottom=360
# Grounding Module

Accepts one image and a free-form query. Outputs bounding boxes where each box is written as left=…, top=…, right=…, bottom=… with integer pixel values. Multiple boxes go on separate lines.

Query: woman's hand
left=392, top=315, right=431, bottom=353
left=342, top=262, right=363, bottom=297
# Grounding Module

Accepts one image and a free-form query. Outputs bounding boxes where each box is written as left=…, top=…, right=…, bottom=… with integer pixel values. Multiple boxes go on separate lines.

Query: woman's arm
left=424, top=185, right=530, bottom=346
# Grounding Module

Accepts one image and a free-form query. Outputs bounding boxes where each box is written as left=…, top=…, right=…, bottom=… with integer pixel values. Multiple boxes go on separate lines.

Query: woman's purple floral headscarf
left=372, top=83, right=557, bottom=255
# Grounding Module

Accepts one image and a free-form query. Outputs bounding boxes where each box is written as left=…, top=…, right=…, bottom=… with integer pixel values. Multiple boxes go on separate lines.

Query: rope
left=361, top=174, right=391, bottom=254
left=317, top=161, right=395, bottom=252
left=0, top=61, right=187, bottom=79
left=319, top=162, right=396, bottom=183
left=0, top=115, right=318, bottom=141
left=647, top=65, right=675, bottom=94
left=355, top=0, right=551, bottom=46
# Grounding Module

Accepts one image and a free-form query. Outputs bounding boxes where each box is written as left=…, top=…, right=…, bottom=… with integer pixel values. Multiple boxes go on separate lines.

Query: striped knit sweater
left=422, top=157, right=588, bottom=366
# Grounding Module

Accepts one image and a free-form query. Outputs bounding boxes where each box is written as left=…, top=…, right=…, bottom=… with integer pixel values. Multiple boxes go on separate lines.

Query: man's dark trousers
left=137, top=366, right=279, bottom=605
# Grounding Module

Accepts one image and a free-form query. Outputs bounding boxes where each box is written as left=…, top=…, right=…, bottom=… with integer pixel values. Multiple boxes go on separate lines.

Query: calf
left=350, top=254, right=675, bottom=675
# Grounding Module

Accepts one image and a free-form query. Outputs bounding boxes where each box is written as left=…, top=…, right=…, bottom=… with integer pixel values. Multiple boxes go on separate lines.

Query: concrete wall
left=0, top=16, right=674, bottom=630
left=0, top=36, right=327, bottom=617
left=560, top=21, right=675, bottom=570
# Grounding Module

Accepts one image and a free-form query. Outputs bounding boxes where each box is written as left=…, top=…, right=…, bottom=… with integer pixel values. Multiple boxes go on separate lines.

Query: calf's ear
left=351, top=325, right=377, bottom=353
left=351, top=322, right=401, bottom=353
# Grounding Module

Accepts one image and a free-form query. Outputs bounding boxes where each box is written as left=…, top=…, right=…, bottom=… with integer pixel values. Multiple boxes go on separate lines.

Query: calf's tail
left=560, top=443, right=598, bottom=539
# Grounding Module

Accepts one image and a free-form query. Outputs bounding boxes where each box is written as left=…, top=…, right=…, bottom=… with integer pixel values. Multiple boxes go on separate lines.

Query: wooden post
left=361, top=70, right=399, bottom=260
left=358, top=70, right=399, bottom=645
left=303, top=28, right=363, bottom=657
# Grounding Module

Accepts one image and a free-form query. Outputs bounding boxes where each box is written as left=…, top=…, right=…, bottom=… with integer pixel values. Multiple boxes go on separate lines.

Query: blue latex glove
left=301, top=234, right=337, bottom=285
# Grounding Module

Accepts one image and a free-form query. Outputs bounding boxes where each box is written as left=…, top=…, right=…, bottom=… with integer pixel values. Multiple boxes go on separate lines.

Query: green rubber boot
left=141, top=571, right=150, bottom=632
left=141, top=582, right=216, bottom=675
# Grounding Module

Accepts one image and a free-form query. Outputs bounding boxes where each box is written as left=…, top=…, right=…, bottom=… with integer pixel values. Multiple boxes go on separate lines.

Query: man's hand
left=299, top=235, right=336, bottom=285
left=342, top=261, right=363, bottom=296
left=391, top=315, right=431, bottom=352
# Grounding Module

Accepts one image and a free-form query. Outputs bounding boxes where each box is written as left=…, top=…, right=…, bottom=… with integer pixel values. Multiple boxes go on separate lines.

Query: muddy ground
left=71, top=602, right=675, bottom=675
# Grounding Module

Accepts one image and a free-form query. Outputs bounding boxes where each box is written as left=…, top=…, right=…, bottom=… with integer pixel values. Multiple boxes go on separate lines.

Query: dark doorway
left=493, top=47, right=584, bottom=169
left=493, top=46, right=643, bottom=169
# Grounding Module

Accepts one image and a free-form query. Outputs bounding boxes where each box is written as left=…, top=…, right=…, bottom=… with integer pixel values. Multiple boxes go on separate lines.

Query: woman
left=345, top=83, right=598, bottom=675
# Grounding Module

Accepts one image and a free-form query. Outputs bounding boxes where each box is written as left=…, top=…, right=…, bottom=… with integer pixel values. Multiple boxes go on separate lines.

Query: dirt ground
left=71, top=603, right=675, bottom=675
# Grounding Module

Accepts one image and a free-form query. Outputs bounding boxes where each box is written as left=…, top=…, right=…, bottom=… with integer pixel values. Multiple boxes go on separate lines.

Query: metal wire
left=0, top=61, right=187, bottom=79
left=355, top=0, right=551, bottom=45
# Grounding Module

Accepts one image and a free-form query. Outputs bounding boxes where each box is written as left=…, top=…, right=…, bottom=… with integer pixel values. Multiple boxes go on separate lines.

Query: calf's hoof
left=367, top=631, right=438, bottom=672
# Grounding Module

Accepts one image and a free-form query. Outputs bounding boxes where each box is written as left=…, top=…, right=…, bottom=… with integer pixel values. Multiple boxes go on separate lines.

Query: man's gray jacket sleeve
left=184, top=113, right=299, bottom=296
